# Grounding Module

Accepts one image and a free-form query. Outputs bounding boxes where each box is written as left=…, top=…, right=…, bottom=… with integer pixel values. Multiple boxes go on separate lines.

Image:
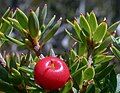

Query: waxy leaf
left=110, top=45, right=120, bottom=61
left=94, top=55, right=114, bottom=64
left=80, top=14, right=91, bottom=38
left=85, top=84, right=95, bottom=93
left=28, top=10, right=40, bottom=38
left=2, top=7, right=12, bottom=18
left=88, top=11, right=98, bottom=33
left=93, top=22, right=107, bottom=43
left=8, top=17, right=24, bottom=31
left=94, top=36, right=112, bottom=54
left=42, top=15, right=56, bottom=35
left=0, top=79, right=17, bottom=92
left=60, top=80, right=73, bottom=93
left=16, top=8, right=28, bottom=29
left=42, top=18, right=62, bottom=44
left=84, top=67, right=95, bottom=80
left=107, top=21, right=120, bottom=33
left=67, top=19, right=82, bottom=42
left=41, top=4, right=47, bottom=24
left=5, top=35, right=25, bottom=46
left=94, top=64, right=114, bottom=81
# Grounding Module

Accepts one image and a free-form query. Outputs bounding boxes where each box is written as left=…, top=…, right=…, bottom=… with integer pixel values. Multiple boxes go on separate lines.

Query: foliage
left=0, top=4, right=120, bottom=93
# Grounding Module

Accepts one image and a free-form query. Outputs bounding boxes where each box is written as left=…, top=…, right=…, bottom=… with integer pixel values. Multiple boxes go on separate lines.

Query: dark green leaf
left=5, top=35, right=25, bottom=46
left=42, top=18, right=62, bottom=44
left=16, top=8, right=28, bottom=29
left=28, top=10, right=41, bottom=38
left=85, top=84, right=95, bottom=93
left=94, top=36, right=112, bottom=54
left=107, top=21, right=120, bottom=33
left=0, top=65, right=9, bottom=82
left=94, top=64, right=114, bottom=81
left=0, top=79, right=18, bottom=93
left=110, top=45, right=120, bottom=61
left=41, top=4, right=47, bottom=24
left=60, top=80, right=73, bottom=93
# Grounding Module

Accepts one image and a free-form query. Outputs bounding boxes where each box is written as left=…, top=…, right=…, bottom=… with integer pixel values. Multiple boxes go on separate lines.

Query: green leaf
left=93, top=22, right=107, bottom=43
left=110, top=45, right=120, bottom=61
left=109, top=69, right=117, bottom=92
left=42, top=18, right=62, bottom=44
left=107, top=21, right=120, bottom=33
left=95, top=61, right=109, bottom=73
left=11, top=68, right=21, bottom=77
left=16, top=8, right=28, bottom=29
left=94, top=64, right=114, bottom=81
left=88, top=11, right=98, bottom=33
left=94, top=55, right=114, bottom=64
left=41, top=4, right=47, bottom=24
left=60, top=80, right=73, bottom=93
left=28, top=12, right=40, bottom=38
left=2, top=7, right=12, bottom=18
left=5, top=35, right=25, bottom=46
left=72, top=65, right=87, bottom=77
left=85, top=84, right=95, bottom=93
left=0, top=65, right=9, bottom=82
left=0, top=79, right=18, bottom=93
left=42, top=15, right=56, bottom=35
left=84, top=67, right=95, bottom=80
left=28, top=10, right=40, bottom=38
left=19, top=66, right=33, bottom=75
left=73, top=70, right=84, bottom=87
left=94, top=36, right=112, bottom=54
left=67, top=19, right=82, bottom=42
left=7, top=17, right=25, bottom=32
left=80, top=14, right=91, bottom=38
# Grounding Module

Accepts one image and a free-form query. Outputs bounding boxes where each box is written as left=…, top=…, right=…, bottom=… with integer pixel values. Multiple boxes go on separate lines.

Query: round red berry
left=34, top=56, right=70, bottom=90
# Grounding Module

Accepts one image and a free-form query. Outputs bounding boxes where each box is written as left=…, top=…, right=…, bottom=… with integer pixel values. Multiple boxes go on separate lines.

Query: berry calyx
left=34, top=56, right=70, bottom=90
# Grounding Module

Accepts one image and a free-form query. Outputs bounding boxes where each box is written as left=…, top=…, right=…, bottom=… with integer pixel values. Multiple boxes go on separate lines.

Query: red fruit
left=34, top=56, right=70, bottom=90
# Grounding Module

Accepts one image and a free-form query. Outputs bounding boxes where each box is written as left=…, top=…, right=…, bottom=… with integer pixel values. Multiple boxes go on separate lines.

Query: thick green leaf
left=88, top=11, right=98, bottom=33
left=93, top=22, right=107, bottom=43
left=41, top=4, right=47, bottom=24
left=16, top=8, right=28, bottom=29
left=0, top=65, right=9, bottom=82
left=85, top=84, right=95, bottom=93
left=41, top=15, right=56, bottom=35
left=42, top=18, right=62, bottom=44
left=8, top=17, right=26, bottom=34
left=94, top=55, right=114, bottom=64
left=73, top=70, right=84, bottom=87
left=19, top=66, right=33, bottom=75
left=94, top=36, right=112, bottom=54
left=60, top=80, right=73, bottom=93
left=84, top=67, right=95, bottom=80
left=5, top=35, right=25, bottom=46
left=0, top=79, right=18, bottom=93
left=107, top=21, right=120, bottom=33
left=80, top=14, right=91, bottom=38
left=109, top=70, right=117, bottom=92
left=67, top=19, right=82, bottom=42
left=2, top=7, right=12, bottom=18
left=72, top=65, right=86, bottom=77
left=28, top=10, right=40, bottom=39
left=110, top=45, right=120, bottom=61
left=94, top=64, right=114, bottom=81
